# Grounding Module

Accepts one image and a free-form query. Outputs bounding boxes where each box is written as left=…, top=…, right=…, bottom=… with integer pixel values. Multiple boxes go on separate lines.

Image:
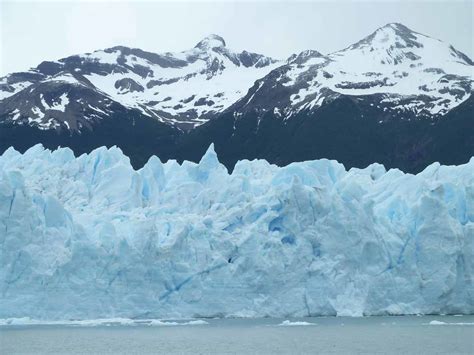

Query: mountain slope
left=176, top=94, right=474, bottom=173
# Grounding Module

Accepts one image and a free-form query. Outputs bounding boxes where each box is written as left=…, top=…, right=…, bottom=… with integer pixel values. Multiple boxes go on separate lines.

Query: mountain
left=232, top=23, right=472, bottom=119
left=0, top=34, right=278, bottom=130
left=0, top=24, right=472, bottom=172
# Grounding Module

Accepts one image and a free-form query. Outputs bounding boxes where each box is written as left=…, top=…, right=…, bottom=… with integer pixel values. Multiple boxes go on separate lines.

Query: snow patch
left=50, top=93, right=69, bottom=112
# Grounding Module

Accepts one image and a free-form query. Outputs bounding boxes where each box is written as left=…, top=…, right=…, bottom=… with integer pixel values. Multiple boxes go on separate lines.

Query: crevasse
left=0, top=144, right=472, bottom=319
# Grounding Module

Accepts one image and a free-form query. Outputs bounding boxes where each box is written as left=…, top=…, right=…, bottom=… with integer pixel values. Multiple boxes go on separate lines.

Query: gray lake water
left=0, top=316, right=473, bottom=354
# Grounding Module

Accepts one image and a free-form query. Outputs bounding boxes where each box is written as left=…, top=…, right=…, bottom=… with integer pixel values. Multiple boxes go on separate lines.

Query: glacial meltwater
left=1, top=316, right=472, bottom=354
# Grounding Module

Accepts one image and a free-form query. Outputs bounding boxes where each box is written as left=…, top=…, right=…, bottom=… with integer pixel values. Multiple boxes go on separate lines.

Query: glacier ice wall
left=0, top=144, right=472, bottom=319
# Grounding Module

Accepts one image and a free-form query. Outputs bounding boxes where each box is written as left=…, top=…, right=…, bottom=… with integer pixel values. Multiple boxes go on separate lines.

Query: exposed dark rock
left=114, top=78, right=144, bottom=93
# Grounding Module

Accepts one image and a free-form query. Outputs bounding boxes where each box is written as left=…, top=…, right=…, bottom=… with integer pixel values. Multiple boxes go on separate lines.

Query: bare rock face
left=114, top=78, right=145, bottom=93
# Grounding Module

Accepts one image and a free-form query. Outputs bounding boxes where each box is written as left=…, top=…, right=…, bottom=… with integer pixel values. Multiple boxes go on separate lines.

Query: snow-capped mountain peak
left=287, top=50, right=326, bottom=65
left=195, top=34, right=227, bottom=50
left=334, top=22, right=472, bottom=68
left=233, top=23, right=472, bottom=120
left=350, top=22, right=423, bottom=50
left=1, top=37, right=279, bottom=130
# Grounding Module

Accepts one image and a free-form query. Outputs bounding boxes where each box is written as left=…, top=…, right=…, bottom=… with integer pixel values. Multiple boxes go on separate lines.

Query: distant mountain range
left=1, top=23, right=472, bottom=172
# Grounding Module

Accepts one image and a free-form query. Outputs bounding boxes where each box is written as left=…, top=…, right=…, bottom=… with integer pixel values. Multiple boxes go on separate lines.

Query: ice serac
left=0, top=145, right=472, bottom=320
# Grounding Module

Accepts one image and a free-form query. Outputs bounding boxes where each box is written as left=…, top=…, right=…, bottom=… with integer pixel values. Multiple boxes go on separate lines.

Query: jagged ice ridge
left=0, top=145, right=472, bottom=319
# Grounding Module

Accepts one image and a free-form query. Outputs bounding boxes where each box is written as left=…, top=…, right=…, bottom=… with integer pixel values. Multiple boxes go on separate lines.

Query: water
left=1, top=316, right=472, bottom=354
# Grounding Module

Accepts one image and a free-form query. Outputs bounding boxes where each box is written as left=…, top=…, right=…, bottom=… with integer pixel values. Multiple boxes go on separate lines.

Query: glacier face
left=0, top=145, right=472, bottom=319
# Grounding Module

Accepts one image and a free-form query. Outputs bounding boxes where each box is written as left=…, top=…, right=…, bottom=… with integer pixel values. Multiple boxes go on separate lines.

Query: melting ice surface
left=0, top=144, right=472, bottom=320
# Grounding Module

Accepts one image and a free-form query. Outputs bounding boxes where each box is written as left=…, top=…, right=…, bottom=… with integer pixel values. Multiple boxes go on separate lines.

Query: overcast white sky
left=1, top=0, right=472, bottom=75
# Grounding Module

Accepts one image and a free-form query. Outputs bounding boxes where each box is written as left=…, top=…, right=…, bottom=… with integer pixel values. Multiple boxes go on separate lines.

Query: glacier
left=0, top=144, right=472, bottom=320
